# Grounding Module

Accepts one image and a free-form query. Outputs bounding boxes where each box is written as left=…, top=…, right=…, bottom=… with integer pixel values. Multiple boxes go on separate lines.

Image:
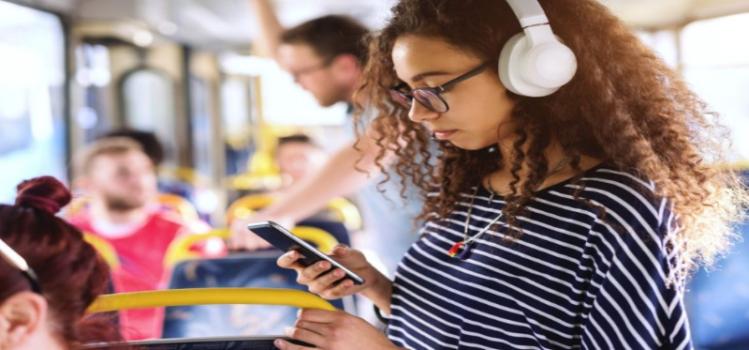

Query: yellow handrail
left=157, top=193, right=200, bottom=222
left=225, top=195, right=275, bottom=223
left=326, top=197, right=363, bottom=231
left=163, top=229, right=231, bottom=267
left=158, top=166, right=209, bottom=186
left=290, top=226, right=338, bottom=254
left=226, top=194, right=362, bottom=231
left=87, top=288, right=335, bottom=313
left=83, top=232, right=120, bottom=268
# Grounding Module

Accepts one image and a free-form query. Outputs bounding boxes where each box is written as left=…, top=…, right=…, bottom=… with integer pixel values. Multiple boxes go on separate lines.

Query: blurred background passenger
left=97, top=129, right=198, bottom=203
left=0, top=176, right=120, bottom=349
left=67, top=137, right=215, bottom=340
left=274, top=134, right=327, bottom=191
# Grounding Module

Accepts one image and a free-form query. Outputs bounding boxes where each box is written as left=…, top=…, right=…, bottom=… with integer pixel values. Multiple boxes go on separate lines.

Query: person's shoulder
left=574, top=164, right=665, bottom=218
left=570, top=164, right=674, bottom=246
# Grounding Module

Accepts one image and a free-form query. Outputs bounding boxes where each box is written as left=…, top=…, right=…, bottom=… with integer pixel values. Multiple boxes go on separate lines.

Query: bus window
left=221, top=77, right=254, bottom=176
left=637, top=29, right=679, bottom=68
left=0, top=2, right=66, bottom=203
left=681, top=13, right=749, bottom=162
left=220, top=55, right=348, bottom=126
left=190, top=76, right=213, bottom=178
left=74, top=43, right=114, bottom=143
left=121, top=68, right=179, bottom=167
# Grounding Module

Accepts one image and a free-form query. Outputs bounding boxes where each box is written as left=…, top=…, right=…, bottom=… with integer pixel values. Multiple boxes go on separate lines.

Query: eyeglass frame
left=389, top=61, right=493, bottom=113
left=0, top=237, right=42, bottom=294
left=288, top=56, right=336, bottom=80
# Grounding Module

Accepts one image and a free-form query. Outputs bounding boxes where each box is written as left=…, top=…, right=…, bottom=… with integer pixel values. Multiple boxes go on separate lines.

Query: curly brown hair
left=354, top=0, right=748, bottom=282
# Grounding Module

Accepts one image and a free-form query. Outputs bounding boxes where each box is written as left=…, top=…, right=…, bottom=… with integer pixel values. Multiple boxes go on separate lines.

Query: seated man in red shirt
left=68, top=137, right=217, bottom=340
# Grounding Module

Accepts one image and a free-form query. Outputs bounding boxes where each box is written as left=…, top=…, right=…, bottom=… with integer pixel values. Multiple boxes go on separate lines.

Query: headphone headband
left=499, top=0, right=578, bottom=97
left=505, top=0, right=549, bottom=28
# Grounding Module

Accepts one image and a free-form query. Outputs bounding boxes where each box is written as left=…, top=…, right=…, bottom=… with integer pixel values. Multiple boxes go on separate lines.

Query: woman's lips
left=433, top=130, right=458, bottom=140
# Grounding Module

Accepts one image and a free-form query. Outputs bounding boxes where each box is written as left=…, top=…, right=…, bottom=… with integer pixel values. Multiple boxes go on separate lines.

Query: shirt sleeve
left=580, top=214, right=693, bottom=350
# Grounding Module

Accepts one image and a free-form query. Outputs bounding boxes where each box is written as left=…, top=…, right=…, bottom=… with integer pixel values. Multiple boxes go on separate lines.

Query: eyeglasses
left=0, top=238, right=42, bottom=294
left=289, top=57, right=334, bottom=80
left=389, top=62, right=492, bottom=113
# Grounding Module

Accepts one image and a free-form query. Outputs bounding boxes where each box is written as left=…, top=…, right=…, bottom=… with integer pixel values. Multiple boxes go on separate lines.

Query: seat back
left=163, top=226, right=340, bottom=268
left=163, top=254, right=350, bottom=338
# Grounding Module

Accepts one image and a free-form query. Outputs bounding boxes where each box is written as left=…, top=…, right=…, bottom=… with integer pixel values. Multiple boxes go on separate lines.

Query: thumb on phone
left=330, top=244, right=368, bottom=268
left=331, top=244, right=349, bottom=256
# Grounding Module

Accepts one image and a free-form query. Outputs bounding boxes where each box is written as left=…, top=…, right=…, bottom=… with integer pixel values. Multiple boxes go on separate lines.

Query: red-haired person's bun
left=14, top=176, right=72, bottom=215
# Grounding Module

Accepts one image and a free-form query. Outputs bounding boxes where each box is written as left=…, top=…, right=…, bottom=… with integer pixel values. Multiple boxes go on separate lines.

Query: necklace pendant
left=448, top=241, right=465, bottom=257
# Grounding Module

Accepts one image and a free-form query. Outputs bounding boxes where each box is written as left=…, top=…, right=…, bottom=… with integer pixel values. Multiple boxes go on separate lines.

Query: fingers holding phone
left=249, top=221, right=391, bottom=303
left=277, top=245, right=381, bottom=300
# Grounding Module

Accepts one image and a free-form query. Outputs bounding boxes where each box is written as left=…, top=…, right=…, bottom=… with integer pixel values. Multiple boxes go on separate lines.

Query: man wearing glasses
left=231, top=0, right=426, bottom=278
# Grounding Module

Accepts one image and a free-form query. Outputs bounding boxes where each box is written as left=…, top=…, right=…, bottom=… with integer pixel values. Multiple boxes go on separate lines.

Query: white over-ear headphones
left=499, top=0, right=577, bottom=97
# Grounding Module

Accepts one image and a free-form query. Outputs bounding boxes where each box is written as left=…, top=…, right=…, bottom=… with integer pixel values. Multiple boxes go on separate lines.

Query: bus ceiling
left=15, top=0, right=749, bottom=48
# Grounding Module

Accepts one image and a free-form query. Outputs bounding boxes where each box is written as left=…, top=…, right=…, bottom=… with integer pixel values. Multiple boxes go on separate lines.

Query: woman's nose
left=408, top=100, right=440, bottom=123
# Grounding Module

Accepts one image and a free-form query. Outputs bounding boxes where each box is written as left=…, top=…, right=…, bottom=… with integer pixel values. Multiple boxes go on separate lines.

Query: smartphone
left=247, top=221, right=365, bottom=285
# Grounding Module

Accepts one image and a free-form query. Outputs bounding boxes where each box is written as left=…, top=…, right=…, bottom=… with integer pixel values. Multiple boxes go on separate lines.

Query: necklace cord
left=449, top=156, right=572, bottom=258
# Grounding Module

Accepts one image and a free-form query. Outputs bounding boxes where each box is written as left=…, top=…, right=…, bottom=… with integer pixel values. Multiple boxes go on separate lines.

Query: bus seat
left=296, top=218, right=351, bottom=247
left=162, top=254, right=351, bottom=338
left=163, top=226, right=339, bottom=268
left=158, top=193, right=201, bottom=222
left=684, top=169, right=749, bottom=349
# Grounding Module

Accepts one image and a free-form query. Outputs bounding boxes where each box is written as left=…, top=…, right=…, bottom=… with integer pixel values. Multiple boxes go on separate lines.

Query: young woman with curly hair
left=274, top=0, right=748, bottom=349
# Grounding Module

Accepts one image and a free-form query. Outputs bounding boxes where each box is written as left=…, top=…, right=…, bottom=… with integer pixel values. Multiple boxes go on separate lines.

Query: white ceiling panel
left=18, top=0, right=749, bottom=47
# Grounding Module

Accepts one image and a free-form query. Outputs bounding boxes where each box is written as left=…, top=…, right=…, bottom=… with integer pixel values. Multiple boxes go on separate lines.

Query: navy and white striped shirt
left=387, top=165, right=692, bottom=349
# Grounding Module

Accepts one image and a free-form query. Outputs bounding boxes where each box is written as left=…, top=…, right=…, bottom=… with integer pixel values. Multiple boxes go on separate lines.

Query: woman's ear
left=0, top=292, right=48, bottom=348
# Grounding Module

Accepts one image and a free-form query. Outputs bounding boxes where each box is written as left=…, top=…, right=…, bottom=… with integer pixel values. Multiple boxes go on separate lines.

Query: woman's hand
left=274, top=309, right=400, bottom=350
left=277, top=245, right=392, bottom=311
left=227, top=214, right=294, bottom=251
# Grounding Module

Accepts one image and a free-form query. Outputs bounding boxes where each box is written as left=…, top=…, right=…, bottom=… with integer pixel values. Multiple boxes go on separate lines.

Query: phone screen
left=247, top=221, right=365, bottom=285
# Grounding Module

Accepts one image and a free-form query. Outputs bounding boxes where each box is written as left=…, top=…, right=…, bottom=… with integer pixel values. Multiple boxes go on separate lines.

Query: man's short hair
left=277, top=134, right=319, bottom=149
left=74, top=137, right=146, bottom=177
left=280, top=15, right=369, bottom=65
left=98, top=129, right=164, bottom=166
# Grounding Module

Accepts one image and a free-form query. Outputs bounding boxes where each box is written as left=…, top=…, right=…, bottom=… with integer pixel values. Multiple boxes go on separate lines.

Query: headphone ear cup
left=498, top=32, right=577, bottom=97
left=498, top=33, right=528, bottom=96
